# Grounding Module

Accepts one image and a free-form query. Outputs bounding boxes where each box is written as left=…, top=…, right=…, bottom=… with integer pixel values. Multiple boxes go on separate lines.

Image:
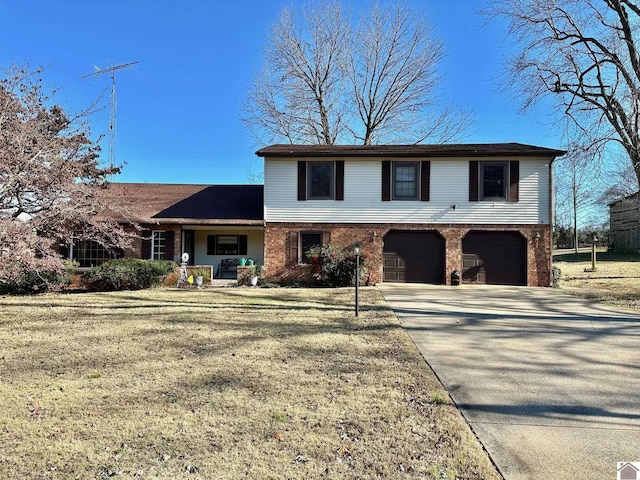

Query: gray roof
left=256, top=143, right=566, bottom=158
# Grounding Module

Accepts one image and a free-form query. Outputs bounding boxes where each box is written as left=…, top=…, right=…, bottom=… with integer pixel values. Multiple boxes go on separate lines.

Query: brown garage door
left=462, top=231, right=526, bottom=285
left=383, top=231, right=445, bottom=284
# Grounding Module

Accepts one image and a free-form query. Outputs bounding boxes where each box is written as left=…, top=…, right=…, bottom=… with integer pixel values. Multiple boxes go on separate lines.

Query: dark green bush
left=82, top=259, right=176, bottom=291
left=0, top=263, right=73, bottom=295
left=307, top=244, right=369, bottom=287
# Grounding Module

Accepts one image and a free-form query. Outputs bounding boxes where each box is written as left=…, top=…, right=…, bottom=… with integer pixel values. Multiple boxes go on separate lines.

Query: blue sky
left=0, top=0, right=564, bottom=185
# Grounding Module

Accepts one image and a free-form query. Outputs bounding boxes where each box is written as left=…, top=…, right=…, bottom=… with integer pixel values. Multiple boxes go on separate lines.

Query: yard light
left=354, top=243, right=361, bottom=317
left=591, top=235, right=598, bottom=271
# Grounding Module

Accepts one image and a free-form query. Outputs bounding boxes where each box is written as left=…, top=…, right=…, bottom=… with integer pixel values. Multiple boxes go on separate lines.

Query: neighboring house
left=609, top=192, right=640, bottom=252
left=256, top=143, right=565, bottom=286
left=65, top=183, right=264, bottom=275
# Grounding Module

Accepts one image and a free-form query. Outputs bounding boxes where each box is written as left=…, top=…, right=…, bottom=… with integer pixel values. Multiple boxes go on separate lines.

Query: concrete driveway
left=378, top=284, right=640, bottom=480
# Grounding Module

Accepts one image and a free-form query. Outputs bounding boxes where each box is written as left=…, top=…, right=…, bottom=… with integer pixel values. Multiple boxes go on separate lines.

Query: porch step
left=209, top=279, right=237, bottom=287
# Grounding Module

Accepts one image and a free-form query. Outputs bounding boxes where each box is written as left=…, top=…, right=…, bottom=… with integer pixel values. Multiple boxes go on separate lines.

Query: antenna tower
left=81, top=61, right=139, bottom=170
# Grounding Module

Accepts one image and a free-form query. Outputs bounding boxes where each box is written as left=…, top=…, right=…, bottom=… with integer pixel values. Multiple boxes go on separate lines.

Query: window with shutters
left=382, top=160, right=430, bottom=201
left=469, top=161, right=519, bottom=202
left=298, top=161, right=343, bottom=201
left=288, top=230, right=330, bottom=264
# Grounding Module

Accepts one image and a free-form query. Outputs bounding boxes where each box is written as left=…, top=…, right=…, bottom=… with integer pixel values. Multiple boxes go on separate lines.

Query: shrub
left=0, top=261, right=73, bottom=295
left=307, top=244, right=369, bottom=287
left=82, top=259, right=176, bottom=291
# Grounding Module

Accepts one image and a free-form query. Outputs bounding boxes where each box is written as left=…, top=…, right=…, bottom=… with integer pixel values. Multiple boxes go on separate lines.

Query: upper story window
left=469, top=160, right=519, bottom=202
left=308, top=162, right=334, bottom=199
left=298, top=161, right=344, bottom=201
left=382, top=160, right=430, bottom=202
left=481, top=162, right=508, bottom=200
left=393, top=162, right=419, bottom=200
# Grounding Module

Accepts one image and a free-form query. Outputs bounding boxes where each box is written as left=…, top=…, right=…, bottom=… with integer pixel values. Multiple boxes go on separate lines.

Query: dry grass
left=553, top=251, right=640, bottom=311
left=0, top=287, right=499, bottom=480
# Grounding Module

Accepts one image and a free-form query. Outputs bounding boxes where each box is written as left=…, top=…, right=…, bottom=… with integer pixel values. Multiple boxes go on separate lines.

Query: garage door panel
left=462, top=232, right=526, bottom=286
left=383, top=231, right=444, bottom=284
left=462, top=255, right=486, bottom=283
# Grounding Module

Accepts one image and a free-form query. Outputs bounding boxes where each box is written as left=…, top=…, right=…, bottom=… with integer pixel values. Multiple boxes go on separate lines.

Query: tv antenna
left=81, top=61, right=139, bottom=170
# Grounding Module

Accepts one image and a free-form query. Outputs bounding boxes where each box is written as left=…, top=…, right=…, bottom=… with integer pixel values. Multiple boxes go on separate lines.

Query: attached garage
left=383, top=231, right=445, bottom=284
left=462, top=231, right=526, bottom=285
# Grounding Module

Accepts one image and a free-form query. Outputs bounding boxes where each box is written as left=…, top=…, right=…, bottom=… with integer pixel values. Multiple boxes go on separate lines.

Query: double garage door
left=383, top=230, right=526, bottom=285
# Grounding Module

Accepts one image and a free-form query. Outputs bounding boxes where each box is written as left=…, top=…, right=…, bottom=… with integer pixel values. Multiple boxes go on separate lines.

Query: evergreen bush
left=0, top=262, right=73, bottom=295
left=82, top=259, right=176, bottom=291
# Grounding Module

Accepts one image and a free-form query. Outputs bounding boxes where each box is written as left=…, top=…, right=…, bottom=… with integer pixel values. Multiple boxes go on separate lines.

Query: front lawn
left=553, top=251, right=640, bottom=311
left=0, top=288, right=499, bottom=479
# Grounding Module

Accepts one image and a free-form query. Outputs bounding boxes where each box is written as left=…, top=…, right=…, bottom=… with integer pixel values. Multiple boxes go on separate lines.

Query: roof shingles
left=101, top=183, right=264, bottom=225
left=255, top=143, right=566, bottom=158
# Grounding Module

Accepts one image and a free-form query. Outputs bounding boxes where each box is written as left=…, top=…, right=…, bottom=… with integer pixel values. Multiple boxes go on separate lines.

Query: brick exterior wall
left=264, top=222, right=552, bottom=287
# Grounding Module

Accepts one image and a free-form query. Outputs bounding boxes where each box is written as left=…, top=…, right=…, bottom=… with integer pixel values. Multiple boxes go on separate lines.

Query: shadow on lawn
left=553, top=251, right=640, bottom=263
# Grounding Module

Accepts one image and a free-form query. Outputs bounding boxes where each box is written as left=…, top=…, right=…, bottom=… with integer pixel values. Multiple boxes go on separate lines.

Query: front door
left=183, top=229, right=195, bottom=265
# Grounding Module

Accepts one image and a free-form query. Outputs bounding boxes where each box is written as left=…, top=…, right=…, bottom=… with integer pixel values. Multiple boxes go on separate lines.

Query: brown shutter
left=207, top=235, right=216, bottom=255
left=239, top=235, right=248, bottom=255
left=322, top=231, right=331, bottom=245
left=382, top=161, right=391, bottom=201
left=335, top=160, right=344, bottom=201
left=297, top=161, right=307, bottom=201
left=469, top=161, right=479, bottom=202
left=141, top=230, right=151, bottom=259
left=509, top=160, right=520, bottom=202
left=420, top=161, right=430, bottom=201
left=164, top=231, right=175, bottom=260
left=288, top=231, right=299, bottom=265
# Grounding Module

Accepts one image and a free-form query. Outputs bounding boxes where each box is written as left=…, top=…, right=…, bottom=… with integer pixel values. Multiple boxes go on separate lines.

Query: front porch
left=179, top=226, right=264, bottom=279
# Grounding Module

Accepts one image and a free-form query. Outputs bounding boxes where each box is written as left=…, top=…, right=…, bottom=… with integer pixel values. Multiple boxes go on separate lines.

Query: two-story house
left=256, top=143, right=565, bottom=287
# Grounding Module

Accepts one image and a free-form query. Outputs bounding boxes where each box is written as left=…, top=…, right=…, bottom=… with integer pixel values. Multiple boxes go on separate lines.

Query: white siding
left=264, top=157, right=551, bottom=225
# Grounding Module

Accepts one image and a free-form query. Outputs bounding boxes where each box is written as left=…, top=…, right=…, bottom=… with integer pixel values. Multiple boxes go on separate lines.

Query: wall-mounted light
left=534, top=232, right=541, bottom=247
left=371, top=231, right=378, bottom=242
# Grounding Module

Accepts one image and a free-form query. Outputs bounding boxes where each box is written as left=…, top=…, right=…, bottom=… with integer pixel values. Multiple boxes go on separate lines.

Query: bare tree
left=244, top=1, right=471, bottom=145
left=555, top=143, right=601, bottom=252
left=348, top=3, right=469, bottom=144
left=244, top=1, right=350, bottom=145
left=486, top=0, right=640, bottom=187
left=0, top=64, right=130, bottom=289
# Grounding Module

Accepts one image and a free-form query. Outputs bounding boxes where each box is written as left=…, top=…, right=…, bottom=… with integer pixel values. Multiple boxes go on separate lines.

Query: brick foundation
left=264, top=223, right=552, bottom=287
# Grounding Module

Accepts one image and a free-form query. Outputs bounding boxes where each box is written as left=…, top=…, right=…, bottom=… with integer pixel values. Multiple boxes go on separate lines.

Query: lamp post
left=591, top=234, right=598, bottom=271
left=354, top=243, right=360, bottom=317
